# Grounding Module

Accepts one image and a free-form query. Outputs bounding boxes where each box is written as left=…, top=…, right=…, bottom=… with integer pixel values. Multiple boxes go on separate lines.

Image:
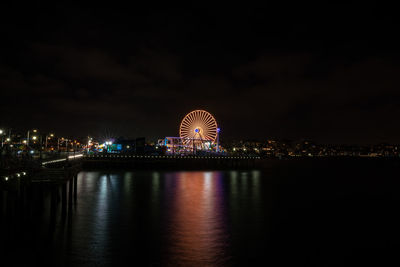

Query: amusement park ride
left=159, top=110, right=222, bottom=155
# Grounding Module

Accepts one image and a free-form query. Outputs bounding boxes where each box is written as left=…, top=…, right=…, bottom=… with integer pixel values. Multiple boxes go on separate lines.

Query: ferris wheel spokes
left=179, top=110, right=218, bottom=151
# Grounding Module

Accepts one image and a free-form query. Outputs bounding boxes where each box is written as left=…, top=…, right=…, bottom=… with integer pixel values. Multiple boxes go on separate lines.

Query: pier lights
left=105, top=141, right=113, bottom=152
left=0, top=129, right=3, bottom=147
left=26, top=129, right=38, bottom=146
left=57, top=137, right=65, bottom=151
left=217, top=128, right=220, bottom=152
left=87, top=137, right=92, bottom=152
left=45, top=133, right=54, bottom=150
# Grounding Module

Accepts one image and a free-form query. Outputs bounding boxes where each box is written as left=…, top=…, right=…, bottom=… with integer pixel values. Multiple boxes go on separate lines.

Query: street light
left=26, top=129, right=38, bottom=146
left=45, top=133, right=54, bottom=150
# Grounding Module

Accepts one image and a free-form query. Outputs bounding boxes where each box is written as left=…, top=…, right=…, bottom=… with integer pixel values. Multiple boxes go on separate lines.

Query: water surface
left=2, top=160, right=400, bottom=266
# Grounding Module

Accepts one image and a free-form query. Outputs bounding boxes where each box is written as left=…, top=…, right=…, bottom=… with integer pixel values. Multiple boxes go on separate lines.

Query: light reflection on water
left=165, top=171, right=229, bottom=265
left=3, top=163, right=399, bottom=266
left=46, top=170, right=263, bottom=266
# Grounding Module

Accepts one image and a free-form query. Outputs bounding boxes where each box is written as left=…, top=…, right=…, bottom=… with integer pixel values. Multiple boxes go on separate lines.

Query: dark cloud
left=1, top=6, right=400, bottom=144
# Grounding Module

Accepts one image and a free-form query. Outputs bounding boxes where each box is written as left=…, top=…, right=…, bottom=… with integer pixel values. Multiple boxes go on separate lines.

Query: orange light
left=180, top=110, right=218, bottom=142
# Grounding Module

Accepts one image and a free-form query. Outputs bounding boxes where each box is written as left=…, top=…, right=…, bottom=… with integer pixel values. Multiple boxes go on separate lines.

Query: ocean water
left=2, top=159, right=400, bottom=266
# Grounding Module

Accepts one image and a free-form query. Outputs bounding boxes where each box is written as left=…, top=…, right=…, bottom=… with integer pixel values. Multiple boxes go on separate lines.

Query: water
left=2, top=159, right=400, bottom=266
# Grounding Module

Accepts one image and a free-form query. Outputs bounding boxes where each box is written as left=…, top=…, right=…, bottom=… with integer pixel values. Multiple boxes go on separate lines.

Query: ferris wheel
left=179, top=110, right=218, bottom=142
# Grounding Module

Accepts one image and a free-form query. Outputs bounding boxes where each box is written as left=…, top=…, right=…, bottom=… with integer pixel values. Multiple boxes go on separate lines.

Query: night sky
left=1, top=5, right=400, bottom=144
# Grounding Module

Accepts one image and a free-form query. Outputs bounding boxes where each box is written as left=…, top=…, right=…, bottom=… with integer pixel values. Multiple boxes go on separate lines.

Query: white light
left=30, top=150, right=34, bottom=154
left=42, top=158, right=67, bottom=165
left=17, top=173, right=20, bottom=177
left=6, top=138, right=10, bottom=141
left=68, top=154, right=84, bottom=159
left=5, top=177, right=8, bottom=181
left=32, top=136, right=37, bottom=140
left=0, top=129, right=3, bottom=134
left=22, top=172, right=26, bottom=175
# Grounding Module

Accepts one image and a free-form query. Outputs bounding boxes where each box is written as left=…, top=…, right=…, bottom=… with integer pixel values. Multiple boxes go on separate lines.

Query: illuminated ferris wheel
left=179, top=110, right=218, bottom=142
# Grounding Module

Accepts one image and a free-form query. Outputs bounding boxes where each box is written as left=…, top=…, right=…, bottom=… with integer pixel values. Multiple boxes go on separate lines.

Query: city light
left=0, top=129, right=3, bottom=134
left=32, top=136, right=37, bottom=140
left=6, top=138, right=10, bottom=142
left=23, top=140, right=27, bottom=144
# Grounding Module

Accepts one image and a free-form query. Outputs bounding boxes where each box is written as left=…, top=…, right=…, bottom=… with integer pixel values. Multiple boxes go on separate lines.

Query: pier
left=82, top=154, right=261, bottom=169
left=0, top=158, right=82, bottom=229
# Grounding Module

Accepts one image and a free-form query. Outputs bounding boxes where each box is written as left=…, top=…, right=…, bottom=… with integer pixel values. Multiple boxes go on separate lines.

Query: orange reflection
left=166, top=172, right=229, bottom=265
